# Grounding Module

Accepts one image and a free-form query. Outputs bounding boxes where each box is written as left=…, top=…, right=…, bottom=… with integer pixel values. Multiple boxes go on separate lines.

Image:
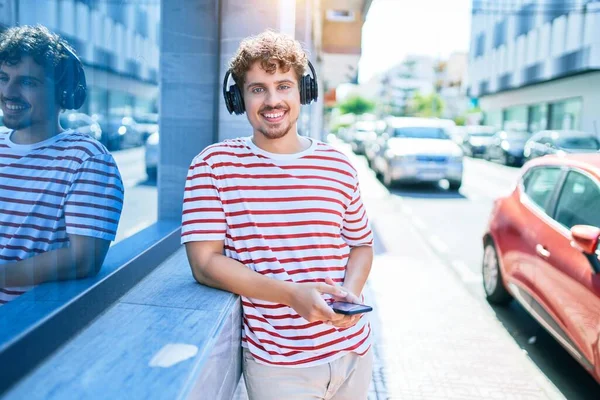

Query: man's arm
left=0, top=234, right=110, bottom=287
left=185, top=240, right=349, bottom=323
left=341, top=245, right=374, bottom=297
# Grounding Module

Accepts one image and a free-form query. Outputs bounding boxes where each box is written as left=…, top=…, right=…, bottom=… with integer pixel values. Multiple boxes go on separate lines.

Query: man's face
left=0, top=56, right=58, bottom=131
left=243, top=61, right=300, bottom=140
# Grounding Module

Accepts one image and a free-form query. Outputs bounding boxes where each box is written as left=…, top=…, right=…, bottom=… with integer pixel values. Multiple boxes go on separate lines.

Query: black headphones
left=222, top=60, right=318, bottom=115
left=56, top=45, right=87, bottom=110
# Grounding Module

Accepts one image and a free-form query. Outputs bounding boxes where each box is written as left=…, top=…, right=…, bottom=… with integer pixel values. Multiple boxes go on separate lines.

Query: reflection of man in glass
left=0, top=26, right=124, bottom=305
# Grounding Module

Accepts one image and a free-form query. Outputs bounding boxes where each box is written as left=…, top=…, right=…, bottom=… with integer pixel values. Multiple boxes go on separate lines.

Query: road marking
left=451, top=260, right=481, bottom=283
left=411, top=216, right=427, bottom=230
left=429, top=235, right=448, bottom=254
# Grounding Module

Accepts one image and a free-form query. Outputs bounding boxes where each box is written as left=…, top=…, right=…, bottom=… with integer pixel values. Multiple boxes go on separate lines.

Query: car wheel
left=383, top=167, right=394, bottom=188
left=482, top=242, right=512, bottom=305
left=146, top=166, right=157, bottom=180
left=448, top=180, right=462, bottom=191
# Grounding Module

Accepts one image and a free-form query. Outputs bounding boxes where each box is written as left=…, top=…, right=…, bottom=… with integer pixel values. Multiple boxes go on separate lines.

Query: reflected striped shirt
left=0, top=129, right=124, bottom=304
left=181, top=137, right=373, bottom=367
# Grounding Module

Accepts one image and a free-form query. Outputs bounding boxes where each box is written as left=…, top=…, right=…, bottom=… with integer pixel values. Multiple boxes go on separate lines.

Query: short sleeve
left=181, top=159, right=227, bottom=243
left=64, top=154, right=124, bottom=241
left=341, top=181, right=373, bottom=247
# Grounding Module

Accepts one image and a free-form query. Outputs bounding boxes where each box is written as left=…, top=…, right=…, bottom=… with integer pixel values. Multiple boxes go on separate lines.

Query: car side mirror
left=570, top=225, right=600, bottom=273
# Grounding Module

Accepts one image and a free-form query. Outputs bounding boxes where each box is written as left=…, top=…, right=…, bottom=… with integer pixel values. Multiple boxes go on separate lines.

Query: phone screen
left=330, top=301, right=373, bottom=315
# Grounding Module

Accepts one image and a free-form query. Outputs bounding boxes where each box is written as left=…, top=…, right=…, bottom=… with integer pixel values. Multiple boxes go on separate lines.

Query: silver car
left=372, top=117, right=464, bottom=190
left=144, top=131, right=159, bottom=179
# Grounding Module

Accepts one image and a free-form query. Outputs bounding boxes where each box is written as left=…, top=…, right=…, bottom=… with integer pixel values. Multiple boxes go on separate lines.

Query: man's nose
left=264, top=88, right=283, bottom=107
left=2, top=80, right=19, bottom=99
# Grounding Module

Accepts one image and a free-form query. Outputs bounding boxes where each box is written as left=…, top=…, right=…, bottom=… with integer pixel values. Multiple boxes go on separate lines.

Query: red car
left=482, top=154, right=600, bottom=383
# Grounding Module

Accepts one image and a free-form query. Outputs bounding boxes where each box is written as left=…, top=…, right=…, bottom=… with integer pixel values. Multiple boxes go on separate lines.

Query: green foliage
left=409, top=92, right=445, bottom=118
left=454, top=115, right=466, bottom=126
left=330, top=121, right=352, bottom=134
left=338, top=96, right=376, bottom=116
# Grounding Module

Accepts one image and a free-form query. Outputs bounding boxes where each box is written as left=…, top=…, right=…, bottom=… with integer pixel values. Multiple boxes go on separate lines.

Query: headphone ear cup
left=310, top=75, right=318, bottom=103
left=230, top=84, right=245, bottom=115
left=72, top=64, right=87, bottom=109
left=300, top=75, right=309, bottom=105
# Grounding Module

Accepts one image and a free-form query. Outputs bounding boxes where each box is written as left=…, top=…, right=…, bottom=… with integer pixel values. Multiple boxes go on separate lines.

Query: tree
left=408, top=92, right=445, bottom=118
left=338, top=96, right=376, bottom=115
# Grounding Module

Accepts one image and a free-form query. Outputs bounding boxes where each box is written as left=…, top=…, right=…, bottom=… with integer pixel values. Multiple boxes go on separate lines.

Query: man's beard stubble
left=258, top=114, right=298, bottom=140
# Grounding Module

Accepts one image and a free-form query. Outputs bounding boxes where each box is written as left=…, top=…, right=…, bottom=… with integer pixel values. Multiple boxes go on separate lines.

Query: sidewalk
left=353, top=145, right=564, bottom=400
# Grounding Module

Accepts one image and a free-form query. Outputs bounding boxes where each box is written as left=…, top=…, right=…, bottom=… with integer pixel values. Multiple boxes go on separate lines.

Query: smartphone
left=330, top=301, right=373, bottom=315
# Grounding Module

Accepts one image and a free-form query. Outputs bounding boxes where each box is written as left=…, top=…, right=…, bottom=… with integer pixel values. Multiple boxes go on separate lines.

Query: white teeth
left=6, top=103, right=26, bottom=111
left=264, top=112, right=284, bottom=119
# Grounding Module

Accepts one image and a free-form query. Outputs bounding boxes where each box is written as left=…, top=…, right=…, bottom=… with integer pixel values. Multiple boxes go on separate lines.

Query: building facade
left=377, top=55, right=436, bottom=116
left=468, top=0, right=600, bottom=134
left=0, top=0, right=160, bottom=119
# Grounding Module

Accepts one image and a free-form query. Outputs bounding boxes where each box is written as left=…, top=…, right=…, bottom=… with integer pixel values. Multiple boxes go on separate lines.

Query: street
left=345, top=143, right=600, bottom=399
left=111, top=147, right=158, bottom=244
left=114, top=144, right=600, bottom=398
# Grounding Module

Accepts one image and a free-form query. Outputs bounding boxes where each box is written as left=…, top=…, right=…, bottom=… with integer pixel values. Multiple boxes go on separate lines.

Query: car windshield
left=135, top=114, right=158, bottom=124
left=557, top=136, right=600, bottom=150
left=393, top=127, right=449, bottom=140
left=504, top=131, right=530, bottom=142
left=468, top=128, right=495, bottom=137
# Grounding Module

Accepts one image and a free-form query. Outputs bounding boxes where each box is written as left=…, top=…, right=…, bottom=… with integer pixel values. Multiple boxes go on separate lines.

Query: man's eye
left=279, top=85, right=291, bottom=90
left=0, top=76, right=8, bottom=83
left=251, top=87, right=264, bottom=94
left=22, top=80, right=36, bottom=87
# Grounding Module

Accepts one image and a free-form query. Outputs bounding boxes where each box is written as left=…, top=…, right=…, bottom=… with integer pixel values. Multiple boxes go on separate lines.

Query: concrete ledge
left=0, top=220, right=182, bottom=395
left=3, top=248, right=243, bottom=400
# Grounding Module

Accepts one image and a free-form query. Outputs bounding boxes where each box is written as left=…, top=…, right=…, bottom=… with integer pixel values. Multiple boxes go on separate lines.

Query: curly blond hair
left=229, top=30, right=308, bottom=87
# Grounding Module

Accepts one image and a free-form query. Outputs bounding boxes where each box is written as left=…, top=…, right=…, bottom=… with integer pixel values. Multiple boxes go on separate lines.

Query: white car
left=144, top=131, right=159, bottom=179
left=372, top=117, right=464, bottom=190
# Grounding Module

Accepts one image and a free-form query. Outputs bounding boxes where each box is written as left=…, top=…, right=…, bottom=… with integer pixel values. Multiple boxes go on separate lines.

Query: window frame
left=550, top=169, right=600, bottom=230
left=520, top=166, right=567, bottom=216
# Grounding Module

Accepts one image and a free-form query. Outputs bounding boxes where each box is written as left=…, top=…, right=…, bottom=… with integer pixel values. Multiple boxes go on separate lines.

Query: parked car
left=350, top=121, right=378, bottom=155
left=524, top=130, right=600, bottom=161
left=372, top=117, right=464, bottom=190
left=145, top=131, right=159, bottom=179
left=59, top=112, right=103, bottom=142
left=97, top=115, right=144, bottom=151
left=482, top=154, right=600, bottom=383
left=461, top=125, right=497, bottom=157
left=364, top=120, right=387, bottom=166
left=484, top=130, right=530, bottom=166
left=134, top=112, right=159, bottom=142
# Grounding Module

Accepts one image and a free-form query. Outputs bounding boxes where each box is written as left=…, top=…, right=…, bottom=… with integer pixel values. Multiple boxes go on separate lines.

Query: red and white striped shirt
left=181, top=137, right=373, bottom=367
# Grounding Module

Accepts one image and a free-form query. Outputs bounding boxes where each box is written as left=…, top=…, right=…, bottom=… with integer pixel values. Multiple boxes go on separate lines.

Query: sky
left=358, top=0, right=473, bottom=83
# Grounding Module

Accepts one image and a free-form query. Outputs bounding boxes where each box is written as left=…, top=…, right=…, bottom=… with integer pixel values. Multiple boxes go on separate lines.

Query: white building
left=1, top=0, right=161, bottom=118
left=468, top=0, right=600, bottom=134
left=379, top=55, right=436, bottom=115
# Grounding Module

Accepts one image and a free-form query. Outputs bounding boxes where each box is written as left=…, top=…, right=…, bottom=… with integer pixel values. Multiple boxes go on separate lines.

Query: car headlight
left=147, top=132, right=160, bottom=145
left=385, top=150, right=416, bottom=162
left=501, top=140, right=510, bottom=151
left=118, top=126, right=127, bottom=135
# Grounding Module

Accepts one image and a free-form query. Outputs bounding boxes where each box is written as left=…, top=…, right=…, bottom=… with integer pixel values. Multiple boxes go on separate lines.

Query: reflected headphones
left=222, top=60, right=318, bottom=115
left=56, top=45, right=87, bottom=110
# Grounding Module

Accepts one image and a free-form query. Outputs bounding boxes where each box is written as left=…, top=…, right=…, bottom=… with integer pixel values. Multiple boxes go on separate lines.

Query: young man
left=183, top=31, right=374, bottom=399
left=0, top=26, right=124, bottom=304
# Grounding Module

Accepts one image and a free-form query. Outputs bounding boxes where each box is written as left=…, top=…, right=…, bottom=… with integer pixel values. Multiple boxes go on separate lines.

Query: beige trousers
left=242, top=348, right=373, bottom=400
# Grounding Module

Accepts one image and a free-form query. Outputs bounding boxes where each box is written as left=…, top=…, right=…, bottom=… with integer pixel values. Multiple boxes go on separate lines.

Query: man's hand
left=288, top=282, right=349, bottom=323
left=323, top=277, right=365, bottom=329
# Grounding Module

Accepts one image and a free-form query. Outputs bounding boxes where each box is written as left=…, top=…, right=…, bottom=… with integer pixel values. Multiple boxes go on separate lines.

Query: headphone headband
left=57, top=44, right=87, bottom=110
